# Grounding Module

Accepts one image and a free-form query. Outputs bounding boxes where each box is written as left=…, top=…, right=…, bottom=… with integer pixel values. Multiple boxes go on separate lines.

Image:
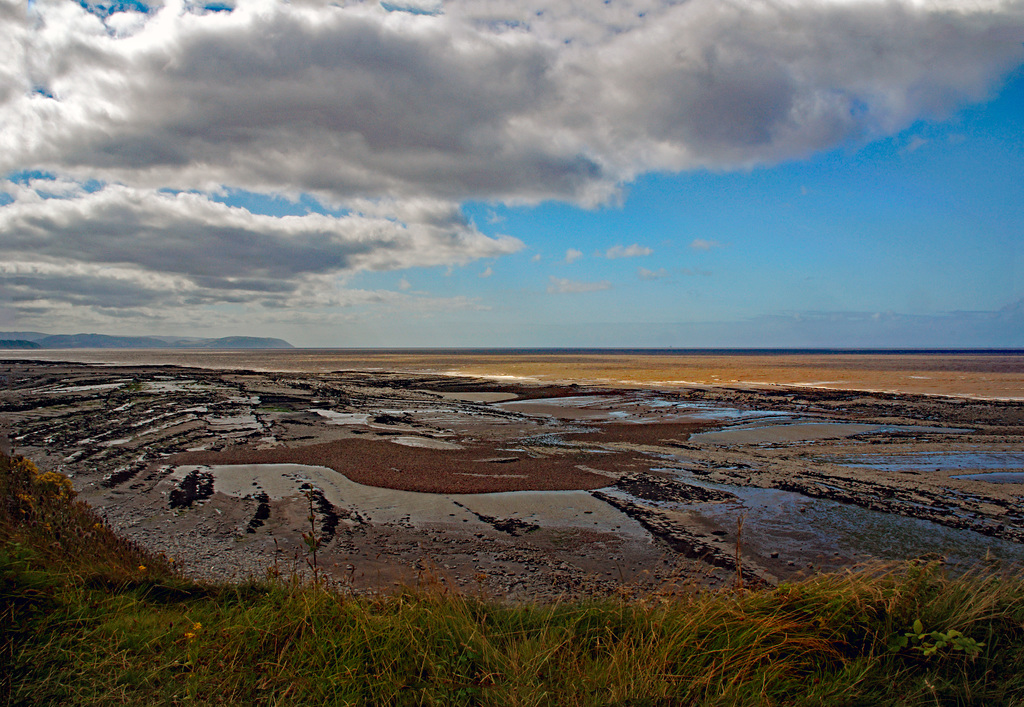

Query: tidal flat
left=1, top=351, right=1021, bottom=599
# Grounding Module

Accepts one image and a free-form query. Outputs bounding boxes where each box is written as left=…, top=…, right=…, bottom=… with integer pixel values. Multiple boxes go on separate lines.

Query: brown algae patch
left=171, top=437, right=639, bottom=494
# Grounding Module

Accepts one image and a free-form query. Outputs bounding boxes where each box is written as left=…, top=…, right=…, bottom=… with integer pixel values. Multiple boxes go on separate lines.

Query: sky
left=1, top=0, right=1022, bottom=348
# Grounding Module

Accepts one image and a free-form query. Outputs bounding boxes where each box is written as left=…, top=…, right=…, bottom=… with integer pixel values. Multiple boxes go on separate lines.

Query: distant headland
left=0, top=332, right=293, bottom=349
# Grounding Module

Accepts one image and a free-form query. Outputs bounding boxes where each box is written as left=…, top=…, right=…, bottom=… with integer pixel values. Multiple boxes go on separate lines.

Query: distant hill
left=0, top=332, right=294, bottom=349
left=39, top=334, right=173, bottom=349
left=0, top=331, right=49, bottom=342
left=188, top=336, right=294, bottom=349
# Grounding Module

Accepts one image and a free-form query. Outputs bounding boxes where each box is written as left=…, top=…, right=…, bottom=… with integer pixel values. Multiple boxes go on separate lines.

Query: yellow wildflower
left=14, top=458, right=40, bottom=475
left=138, top=565, right=147, bottom=572
left=33, top=470, right=75, bottom=497
left=184, top=631, right=196, bottom=641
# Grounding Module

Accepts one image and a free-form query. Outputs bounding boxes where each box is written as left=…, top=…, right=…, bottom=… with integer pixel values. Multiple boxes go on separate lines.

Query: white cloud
left=1, top=260, right=490, bottom=336
left=637, top=267, right=669, bottom=280
left=547, top=276, right=612, bottom=294
left=0, top=183, right=521, bottom=277
left=903, top=135, right=929, bottom=153
left=398, top=276, right=412, bottom=290
left=385, top=0, right=444, bottom=15
left=606, top=243, right=653, bottom=259
left=6, top=0, right=1022, bottom=203
left=4, top=0, right=1024, bottom=332
left=0, top=181, right=522, bottom=319
left=480, top=265, right=493, bottom=278
left=689, top=238, right=723, bottom=251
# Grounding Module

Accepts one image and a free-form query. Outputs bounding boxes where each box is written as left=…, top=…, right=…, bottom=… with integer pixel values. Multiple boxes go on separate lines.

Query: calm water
left=663, top=472, right=1024, bottom=571
left=952, top=473, right=1024, bottom=484
left=836, top=452, right=1024, bottom=472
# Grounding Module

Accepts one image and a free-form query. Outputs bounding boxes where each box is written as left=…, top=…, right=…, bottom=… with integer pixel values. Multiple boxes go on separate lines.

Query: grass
left=3, top=450, right=1024, bottom=706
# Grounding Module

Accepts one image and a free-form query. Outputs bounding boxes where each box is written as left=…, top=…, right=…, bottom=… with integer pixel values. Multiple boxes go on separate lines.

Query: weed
left=300, top=488, right=321, bottom=582
left=893, top=618, right=985, bottom=658
left=4, top=449, right=1024, bottom=706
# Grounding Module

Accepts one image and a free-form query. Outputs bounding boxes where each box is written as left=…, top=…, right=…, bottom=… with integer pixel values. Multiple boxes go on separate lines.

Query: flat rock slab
left=691, top=422, right=882, bottom=445
left=2, top=357, right=1022, bottom=597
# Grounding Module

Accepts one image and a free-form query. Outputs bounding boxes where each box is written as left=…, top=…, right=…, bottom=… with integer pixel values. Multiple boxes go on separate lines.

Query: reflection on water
left=835, top=452, right=1024, bottom=472
left=501, top=394, right=790, bottom=424
left=662, top=471, right=1024, bottom=572
left=952, top=472, right=1024, bottom=484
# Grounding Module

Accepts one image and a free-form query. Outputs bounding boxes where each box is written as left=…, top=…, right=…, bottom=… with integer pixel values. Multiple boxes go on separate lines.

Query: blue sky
left=349, top=64, right=1024, bottom=346
left=2, top=0, right=1023, bottom=347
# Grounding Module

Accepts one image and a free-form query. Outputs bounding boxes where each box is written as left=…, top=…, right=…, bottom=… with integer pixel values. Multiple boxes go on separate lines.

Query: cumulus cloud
left=480, top=265, right=493, bottom=278
left=2, top=259, right=489, bottom=335
left=0, top=180, right=521, bottom=320
left=637, top=267, right=670, bottom=280
left=0, top=260, right=197, bottom=311
left=606, top=243, right=653, bottom=259
left=564, top=248, right=584, bottom=263
left=6, top=0, right=597, bottom=202
left=0, top=183, right=521, bottom=277
left=4, top=0, right=1024, bottom=330
left=7, top=0, right=1023, bottom=202
left=689, top=238, right=723, bottom=251
left=547, top=276, right=612, bottom=294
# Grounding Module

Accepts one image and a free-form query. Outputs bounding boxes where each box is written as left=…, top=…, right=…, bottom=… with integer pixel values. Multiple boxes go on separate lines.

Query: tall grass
left=3, top=450, right=1023, bottom=706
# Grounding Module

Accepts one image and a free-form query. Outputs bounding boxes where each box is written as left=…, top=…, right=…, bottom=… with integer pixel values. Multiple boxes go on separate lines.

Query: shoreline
left=2, top=348, right=1023, bottom=400
left=1, top=356, right=1022, bottom=598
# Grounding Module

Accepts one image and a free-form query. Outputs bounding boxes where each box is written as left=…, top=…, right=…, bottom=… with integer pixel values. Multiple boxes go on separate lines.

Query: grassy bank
left=3, top=451, right=1023, bottom=706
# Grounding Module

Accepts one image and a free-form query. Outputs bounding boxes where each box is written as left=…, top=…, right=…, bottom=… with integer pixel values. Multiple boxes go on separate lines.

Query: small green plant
left=301, top=488, right=321, bottom=581
left=893, top=619, right=985, bottom=658
left=257, top=405, right=292, bottom=413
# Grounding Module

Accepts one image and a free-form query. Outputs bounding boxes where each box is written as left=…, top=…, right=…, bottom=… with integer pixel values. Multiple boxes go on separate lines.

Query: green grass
left=3, top=451, right=1024, bottom=706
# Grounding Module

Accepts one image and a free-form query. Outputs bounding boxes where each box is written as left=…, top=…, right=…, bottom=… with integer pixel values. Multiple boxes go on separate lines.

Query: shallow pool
left=834, top=452, right=1024, bottom=472
left=663, top=471, right=1024, bottom=573
left=952, top=472, right=1024, bottom=484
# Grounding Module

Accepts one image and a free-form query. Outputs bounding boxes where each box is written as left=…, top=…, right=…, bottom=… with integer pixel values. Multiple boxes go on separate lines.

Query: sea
left=1, top=348, right=1022, bottom=399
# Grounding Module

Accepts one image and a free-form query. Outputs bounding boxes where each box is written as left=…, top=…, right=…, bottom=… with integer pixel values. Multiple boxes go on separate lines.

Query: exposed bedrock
left=1, top=359, right=1021, bottom=593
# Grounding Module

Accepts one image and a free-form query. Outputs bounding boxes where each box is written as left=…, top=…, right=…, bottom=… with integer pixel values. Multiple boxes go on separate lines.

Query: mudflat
left=3, top=349, right=1021, bottom=399
left=1, top=352, right=1021, bottom=599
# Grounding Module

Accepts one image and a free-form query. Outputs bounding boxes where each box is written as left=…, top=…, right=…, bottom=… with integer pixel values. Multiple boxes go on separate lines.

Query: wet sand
left=2, top=349, right=1021, bottom=399
left=172, top=437, right=632, bottom=494
left=1, top=354, right=1022, bottom=598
